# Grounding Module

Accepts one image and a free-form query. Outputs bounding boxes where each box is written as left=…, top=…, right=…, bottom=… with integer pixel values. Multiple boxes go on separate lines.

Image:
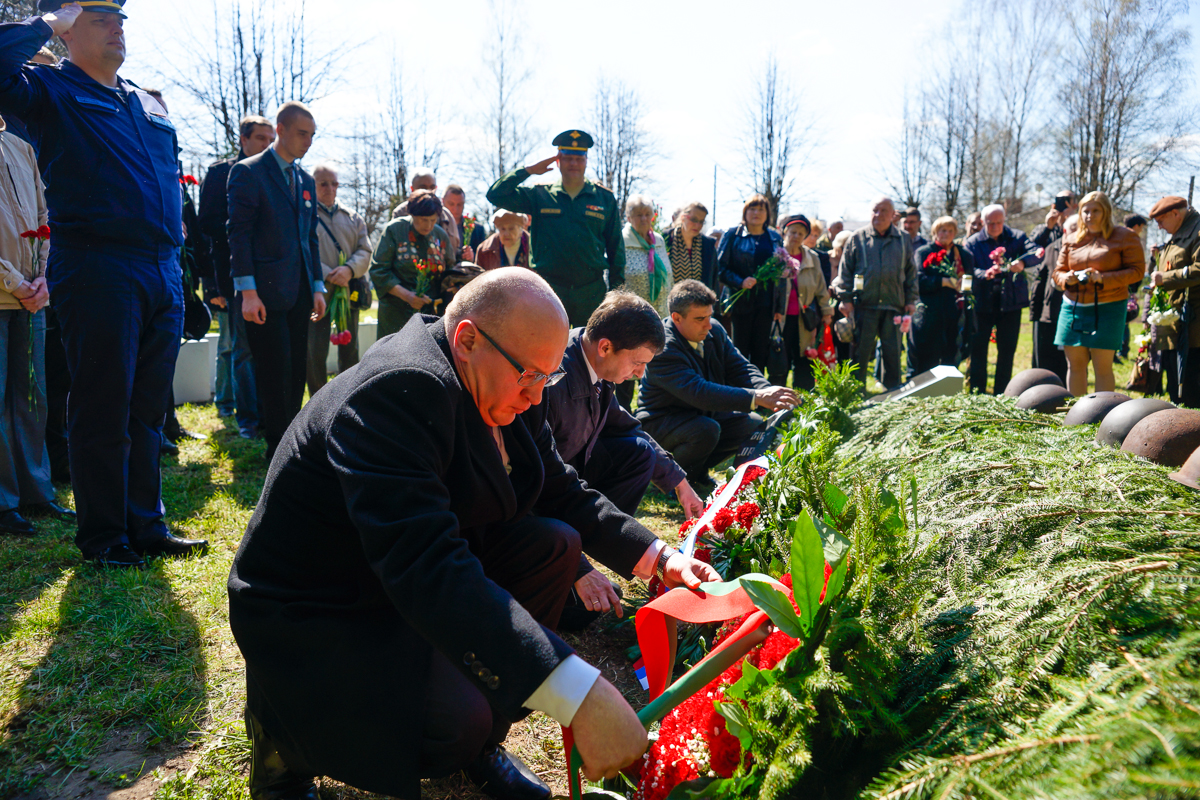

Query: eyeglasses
left=475, top=325, right=567, bottom=387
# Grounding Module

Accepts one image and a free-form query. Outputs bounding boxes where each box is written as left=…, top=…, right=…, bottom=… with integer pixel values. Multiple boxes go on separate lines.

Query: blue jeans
left=214, top=308, right=235, bottom=414
left=230, top=293, right=260, bottom=433
left=0, top=308, right=53, bottom=510
left=48, top=243, right=182, bottom=555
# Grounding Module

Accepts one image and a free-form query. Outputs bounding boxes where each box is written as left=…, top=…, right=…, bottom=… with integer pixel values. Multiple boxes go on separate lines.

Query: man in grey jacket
left=832, top=197, right=918, bottom=390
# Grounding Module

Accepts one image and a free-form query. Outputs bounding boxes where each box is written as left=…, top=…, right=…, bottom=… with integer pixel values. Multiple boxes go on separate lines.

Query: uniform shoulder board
left=592, top=180, right=614, bottom=194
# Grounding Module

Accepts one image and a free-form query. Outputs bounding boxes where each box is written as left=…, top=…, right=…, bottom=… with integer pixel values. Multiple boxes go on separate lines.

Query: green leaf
left=665, top=776, right=761, bottom=799
left=581, top=790, right=627, bottom=799
left=716, top=701, right=754, bottom=750
left=816, top=514, right=851, bottom=571
left=742, top=579, right=807, bottom=638
left=878, top=487, right=905, bottom=534
left=768, top=556, right=784, bottom=578
left=822, top=554, right=848, bottom=606
left=823, top=483, right=849, bottom=517
left=788, top=512, right=827, bottom=628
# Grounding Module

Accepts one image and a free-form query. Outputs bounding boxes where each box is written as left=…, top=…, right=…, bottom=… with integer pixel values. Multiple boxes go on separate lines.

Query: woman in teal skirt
left=1052, top=191, right=1146, bottom=395
left=369, top=190, right=454, bottom=338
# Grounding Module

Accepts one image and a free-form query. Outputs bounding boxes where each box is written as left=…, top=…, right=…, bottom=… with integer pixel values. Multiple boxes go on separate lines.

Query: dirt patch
left=10, top=729, right=198, bottom=800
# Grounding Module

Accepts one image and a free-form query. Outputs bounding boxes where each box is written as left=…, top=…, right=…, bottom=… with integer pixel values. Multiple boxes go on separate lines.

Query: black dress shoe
left=245, top=710, right=319, bottom=800
left=89, top=544, right=145, bottom=569
left=160, top=438, right=179, bottom=457
left=136, top=532, right=209, bottom=559
left=23, top=501, right=76, bottom=522
left=168, top=427, right=208, bottom=443
left=0, top=509, right=36, bottom=536
left=465, top=746, right=551, bottom=800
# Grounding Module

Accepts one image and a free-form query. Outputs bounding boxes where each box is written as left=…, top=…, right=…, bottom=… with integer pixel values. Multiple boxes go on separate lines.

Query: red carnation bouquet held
left=327, top=252, right=353, bottom=347
left=18, top=225, right=51, bottom=412
left=413, top=258, right=443, bottom=311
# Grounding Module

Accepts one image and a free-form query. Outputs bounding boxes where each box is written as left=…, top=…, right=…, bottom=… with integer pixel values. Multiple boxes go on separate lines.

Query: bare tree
left=740, top=55, right=815, bottom=224
left=589, top=76, right=654, bottom=214
left=885, top=92, right=933, bottom=211
left=163, top=0, right=352, bottom=159
left=1056, top=0, right=1195, bottom=206
left=342, top=54, right=446, bottom=234
left=468, top=0, right=540, bottom=204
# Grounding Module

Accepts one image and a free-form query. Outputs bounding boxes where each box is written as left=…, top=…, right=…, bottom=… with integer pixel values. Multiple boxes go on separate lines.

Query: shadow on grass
left=0, top=559, right=207, bottom=798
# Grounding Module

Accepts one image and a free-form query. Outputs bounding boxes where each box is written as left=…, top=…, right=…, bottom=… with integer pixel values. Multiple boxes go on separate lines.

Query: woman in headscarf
left=369, top=189, right=454, bottom=337
left=622, top=194, right=674, bottom=316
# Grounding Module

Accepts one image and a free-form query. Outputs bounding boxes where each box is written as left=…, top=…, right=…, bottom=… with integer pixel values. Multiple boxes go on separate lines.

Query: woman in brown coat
left=1052, top=191, right=1146, bottom=395
left=774, top=214, right=833, bottom=388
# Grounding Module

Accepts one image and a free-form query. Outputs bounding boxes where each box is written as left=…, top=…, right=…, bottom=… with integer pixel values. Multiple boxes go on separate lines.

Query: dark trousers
left=306, top=303, right=359, bottom=397
left=574, top=435, right=655, bottom=515
left=641, top=410, right=763, bottom=484
left=48, top=244, right=182, bottom=556
left=770, top=313, right=815, bottom=390
left=230, top=293, right=260, bottom=434
left=43, top=305, right=69, bottom=482
left=0, top=309, right=52, bottom=511
left=417, top=514, right=580, bottom=777
left=909, top=294, right=959, bottom=376
left=244, top=280, right=312, bottom=460
left=1163, top=347, right=1200, bottom=408
left=1031, top=319, right=1068, bottom=383
left=970, top=309, right=1021, bottom=394
left=854, top=308, right=902, bottom=390
left=731, top=306, right=773, bottom=371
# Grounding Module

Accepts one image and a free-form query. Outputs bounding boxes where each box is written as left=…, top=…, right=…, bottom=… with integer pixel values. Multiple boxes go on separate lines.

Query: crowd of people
left=2, top=3, right=1200, bottom=800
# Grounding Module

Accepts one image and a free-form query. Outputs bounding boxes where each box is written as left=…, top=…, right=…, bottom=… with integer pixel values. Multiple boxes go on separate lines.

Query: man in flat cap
left=487, top=130, right=625, bottom=326
left=0, top=1, right=207, bottom=567
left=1149, top=196, right=1200, bottom=407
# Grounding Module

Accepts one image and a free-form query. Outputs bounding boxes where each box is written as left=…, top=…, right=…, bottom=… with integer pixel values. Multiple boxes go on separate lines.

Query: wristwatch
left=656, top=545, right=677, bottom=582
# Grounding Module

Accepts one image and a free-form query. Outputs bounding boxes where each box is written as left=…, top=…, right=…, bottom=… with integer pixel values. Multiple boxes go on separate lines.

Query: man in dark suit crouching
left=228, top=101, right=327, bottom=461
left=227, top=268, right=719, bottom=800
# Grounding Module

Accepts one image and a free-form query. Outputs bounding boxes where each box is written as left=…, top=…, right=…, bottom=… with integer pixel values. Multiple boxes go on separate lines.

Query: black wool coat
left=227, top=315, right=655, bottom=799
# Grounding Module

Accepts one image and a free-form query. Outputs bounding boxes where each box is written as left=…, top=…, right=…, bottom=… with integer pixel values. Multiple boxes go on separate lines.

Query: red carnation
left=180, top=174, right=199, bottom=186
left=734, top=502, right=760, bottom=529
left=36, top=225, right=50, bottom=239
left=678, top=518, right=696, bottom=536
left=693, top=546, right=711, bottom=564
left=19, top=230, right=35, bottom=239
left=741, top=465, right=767, bottom=488
left=712, top=507, right=735, bottom=534
left=989, top=246, right=1007, bottom=264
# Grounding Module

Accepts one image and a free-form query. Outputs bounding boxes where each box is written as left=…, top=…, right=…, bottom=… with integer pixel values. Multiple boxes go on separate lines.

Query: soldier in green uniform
left=487, top=130, right=625, bottom=326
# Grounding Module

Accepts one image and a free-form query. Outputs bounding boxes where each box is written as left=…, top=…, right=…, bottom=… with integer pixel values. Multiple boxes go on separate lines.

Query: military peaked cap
left=39, top=0, right=127, bottom=17
left=553, top=130, right=593, bottom=152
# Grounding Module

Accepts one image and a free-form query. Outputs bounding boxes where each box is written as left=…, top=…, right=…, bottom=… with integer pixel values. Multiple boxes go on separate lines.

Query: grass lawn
left=0, top=316, right=1153, bottom=799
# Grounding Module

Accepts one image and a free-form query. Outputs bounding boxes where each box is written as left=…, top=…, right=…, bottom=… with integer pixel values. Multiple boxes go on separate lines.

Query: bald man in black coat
left=228, top=269, right=718, bottom=800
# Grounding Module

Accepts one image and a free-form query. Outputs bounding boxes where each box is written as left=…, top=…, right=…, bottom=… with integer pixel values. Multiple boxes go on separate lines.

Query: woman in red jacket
left=1052, top=191, right=1146, bottom=395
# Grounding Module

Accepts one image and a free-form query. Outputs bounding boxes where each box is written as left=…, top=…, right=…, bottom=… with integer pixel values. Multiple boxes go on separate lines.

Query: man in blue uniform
left=0, top=1, right=207, bottom=567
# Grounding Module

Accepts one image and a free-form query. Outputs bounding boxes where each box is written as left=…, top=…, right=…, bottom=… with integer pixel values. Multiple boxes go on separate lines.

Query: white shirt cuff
left=632, top=539, right=665, bottom=581
left=523, top=654, right=601, bottom=727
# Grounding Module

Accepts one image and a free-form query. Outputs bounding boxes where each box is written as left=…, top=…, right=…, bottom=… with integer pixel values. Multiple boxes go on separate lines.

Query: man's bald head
left=445, top=268, right=570, bottom=427
left=445, top=267, right=567, bottom=339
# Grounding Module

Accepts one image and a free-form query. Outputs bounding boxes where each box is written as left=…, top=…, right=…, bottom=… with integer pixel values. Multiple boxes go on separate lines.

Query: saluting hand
left=525, top=155, right=559, bottom=176
left=44, top=1, right=82, bottom=34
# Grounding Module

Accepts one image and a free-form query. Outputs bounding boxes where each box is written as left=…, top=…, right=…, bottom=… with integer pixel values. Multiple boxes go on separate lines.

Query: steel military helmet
left=1003, top=368, right=1064, bottom=398
left=1120, top=408, right=1200, bottom=468
left=1015, top=384, right=1073, bottom=414
left=1062, top=392, right=1131, bottom=426
left=1096, top=398, right=1175, bottom=447
left=38, top=0, right=127, bottom=17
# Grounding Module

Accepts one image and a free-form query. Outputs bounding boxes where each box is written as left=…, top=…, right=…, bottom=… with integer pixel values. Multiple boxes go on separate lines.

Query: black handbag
left=801, top=302, right=821, bottom=332
left=182, top=288, right=212, bottom=340
left=766, top=318, right=788, bottom=380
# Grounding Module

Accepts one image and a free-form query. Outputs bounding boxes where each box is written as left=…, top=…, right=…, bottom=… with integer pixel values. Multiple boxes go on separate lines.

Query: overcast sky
left=119, top=0, right=1200, bottom=232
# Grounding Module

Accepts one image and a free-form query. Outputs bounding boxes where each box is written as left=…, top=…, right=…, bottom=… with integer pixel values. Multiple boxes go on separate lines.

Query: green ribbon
left=632, top=228, right=667, bottom=302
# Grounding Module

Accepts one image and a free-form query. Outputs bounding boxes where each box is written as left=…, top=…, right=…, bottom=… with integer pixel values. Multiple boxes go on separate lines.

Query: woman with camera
left=1052, top=191, right=1146, bottom=395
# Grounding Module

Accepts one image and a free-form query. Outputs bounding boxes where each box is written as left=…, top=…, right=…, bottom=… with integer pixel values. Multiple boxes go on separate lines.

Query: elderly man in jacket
left=1149, top=196, right=1200, bottom=408
left=307, top=163, right=371, bottom=396
left=963, top=204, right=1040, bottom=395
left=831, top=197, right=918, bottom=391
left=229, top=268, right=719, bottom=800
left=637, top=280, right=797, bottom=493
